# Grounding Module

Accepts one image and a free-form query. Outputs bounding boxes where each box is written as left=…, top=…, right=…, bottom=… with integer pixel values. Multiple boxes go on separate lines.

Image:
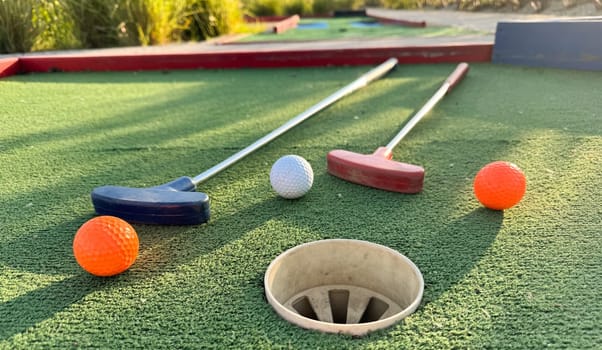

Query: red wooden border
left=273, top=15, right=301, bottom=34
left=368, top=14, right=426, bottom=28
left=16, top=44, right=492, bottom=74
left=0, top=44, right=492, bottom=79
left=0, top=57, right=21, bottom=78
left=245, top=13, right=426, bottom=28
left=244, top=14, right=332, bottom=23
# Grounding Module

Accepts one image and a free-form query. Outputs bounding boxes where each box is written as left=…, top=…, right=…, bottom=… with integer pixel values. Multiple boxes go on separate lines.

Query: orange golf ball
left=473, top=161, right=526, bottom=210
left=73, top=216, right=139, bottom=277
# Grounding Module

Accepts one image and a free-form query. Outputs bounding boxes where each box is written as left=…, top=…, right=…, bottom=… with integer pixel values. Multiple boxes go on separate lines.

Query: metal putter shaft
left=92, top=58, right=399, bottom=225
left=327, top=62, right=470, bottom=193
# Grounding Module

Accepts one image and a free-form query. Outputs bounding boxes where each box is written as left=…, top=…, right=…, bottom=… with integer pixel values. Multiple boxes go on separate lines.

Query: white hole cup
left=264, top=239, right=424, bottom=336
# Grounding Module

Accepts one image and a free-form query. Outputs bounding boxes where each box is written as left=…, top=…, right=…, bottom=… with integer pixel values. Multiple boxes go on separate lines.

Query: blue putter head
left=91, top=176, right=210, bottom=225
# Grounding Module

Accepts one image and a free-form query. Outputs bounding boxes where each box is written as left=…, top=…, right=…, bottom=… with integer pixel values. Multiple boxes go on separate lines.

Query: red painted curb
left=273, top=15, right=301, bottom=34
left=0, top=57, right=21, bottom=78
left=244, top=14, right=332, bottom=23
left=2, top=44, right=492, bottom=78
left=369, top=14, right=426, bottom=28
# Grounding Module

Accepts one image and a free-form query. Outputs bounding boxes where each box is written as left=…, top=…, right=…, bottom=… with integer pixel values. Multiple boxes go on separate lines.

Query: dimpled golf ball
left=473, top=161, right=526, bottom=210
left=73, top=216, right=139, bottom=277
left=270, top=155, right=314, bottom=199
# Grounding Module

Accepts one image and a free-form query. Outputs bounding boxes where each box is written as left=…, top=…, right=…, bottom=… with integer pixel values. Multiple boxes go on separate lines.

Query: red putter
left=327, top=62, right=470, bottom=193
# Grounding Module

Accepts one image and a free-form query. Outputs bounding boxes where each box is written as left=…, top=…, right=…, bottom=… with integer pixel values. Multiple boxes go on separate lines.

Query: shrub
left=141, top=0, right=191, bottom=45
left=0, top=0, right=41, bottom=53
left=311, top=0, right=334, bottom=14
left=283, top=0, right=314, bottom=15
left=378, top=0, right=422, bottom=9
left=121, top=0, right=151, bottom=45
left=247, top=0, right=282, bottom=16
left=187, top=0, right=246, bottom=40
left=32, top=0, right=81, bottom=51
left=311, top=0, right=361, bottom=14
left=59, top=0, right=124, bottom=48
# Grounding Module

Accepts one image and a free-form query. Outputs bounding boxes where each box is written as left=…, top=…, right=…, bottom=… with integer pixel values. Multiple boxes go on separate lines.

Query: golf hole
left=264, top=239, right=424, bottom=336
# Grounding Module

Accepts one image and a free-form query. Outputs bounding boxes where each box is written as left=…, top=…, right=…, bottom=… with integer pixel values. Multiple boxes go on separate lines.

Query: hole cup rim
left=264, top=239, right=424, bottom=336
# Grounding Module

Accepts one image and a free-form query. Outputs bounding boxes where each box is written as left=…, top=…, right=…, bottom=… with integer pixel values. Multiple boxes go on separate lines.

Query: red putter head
left=327, top=63, right=469, bottom=194
left=327, top=147, right=425, bottom=193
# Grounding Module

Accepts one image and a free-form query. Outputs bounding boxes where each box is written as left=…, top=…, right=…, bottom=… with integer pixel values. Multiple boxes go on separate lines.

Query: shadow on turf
left=2, top=68, right=332, bottom=155
left=0, top=195, right=291, bottom=341
left=0, top=217, right=87, bottom=275
left=415, top=207, right=503, bottom=305
left=0, top=273, right=120, bottom=341
left=0, top=215, right=139, bottom=341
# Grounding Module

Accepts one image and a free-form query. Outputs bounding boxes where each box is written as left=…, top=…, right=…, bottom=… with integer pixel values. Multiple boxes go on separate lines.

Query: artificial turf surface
left=240, top=17, right=484, bottom=42
left=1, top=63, right=601, bottom=349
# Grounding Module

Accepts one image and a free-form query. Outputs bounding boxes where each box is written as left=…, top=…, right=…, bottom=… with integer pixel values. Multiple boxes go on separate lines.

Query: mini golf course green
left=1, top=63, right=601, bottom=348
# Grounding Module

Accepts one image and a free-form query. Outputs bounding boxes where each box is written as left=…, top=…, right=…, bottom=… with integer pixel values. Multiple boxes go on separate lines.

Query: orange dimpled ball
left=473, top=161, right=526, bottom=210
left=73, top=216, right=139, bottom=277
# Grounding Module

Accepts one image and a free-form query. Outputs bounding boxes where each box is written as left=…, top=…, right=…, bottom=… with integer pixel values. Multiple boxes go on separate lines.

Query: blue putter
left=92, top=177, right=209, bottom=225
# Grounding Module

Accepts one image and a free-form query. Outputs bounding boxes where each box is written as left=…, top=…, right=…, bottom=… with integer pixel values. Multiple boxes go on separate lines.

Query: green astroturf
left=1, top=63, right=601, bottom=349
left=240, top=17, right=483, bottom=42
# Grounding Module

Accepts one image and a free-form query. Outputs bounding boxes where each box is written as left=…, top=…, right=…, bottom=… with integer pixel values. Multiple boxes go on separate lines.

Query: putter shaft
left=191, top=57, right=399, bottom=185
left=386, top=62, right=469, bottom=151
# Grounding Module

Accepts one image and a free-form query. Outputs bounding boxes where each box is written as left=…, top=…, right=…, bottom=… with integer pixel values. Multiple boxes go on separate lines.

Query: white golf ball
left=270, top=155, right=314, bottom=199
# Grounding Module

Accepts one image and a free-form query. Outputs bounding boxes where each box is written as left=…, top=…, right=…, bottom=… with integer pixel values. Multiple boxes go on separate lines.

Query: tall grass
left=59, top=0, right=124, bottom=48
left=246, top=0, right=363, bottom=16
left=121, top=0, right=151, bottom=45
left=283, top=0, right=314, bottom=15
left=0, top=0, right=41, bottom=53
left=65, top=0, right=245, bottom=47
left=246, top=0, right=282, bottom=16
left=187, top=0, right=246, bottom=40
left=377, top=0, right=421, bottom=9
left=135, top=0, right=191, bottom=45
left=32, top=0, right=80, bottom=51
